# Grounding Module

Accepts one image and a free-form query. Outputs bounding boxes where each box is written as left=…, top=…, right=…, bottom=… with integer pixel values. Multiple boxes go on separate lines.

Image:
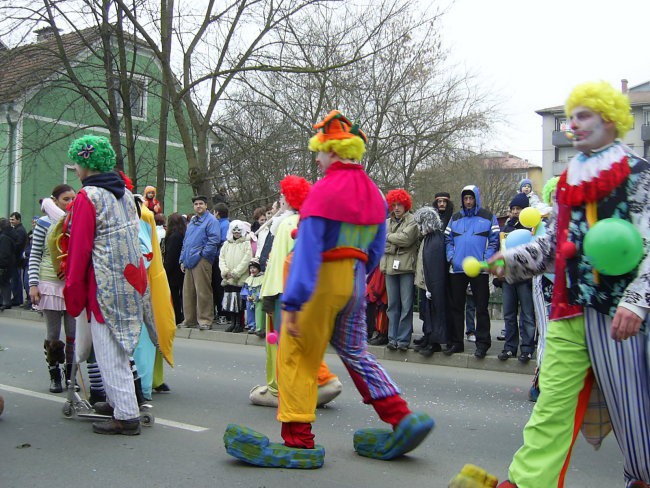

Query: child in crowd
left=240, top=259, right=264, bottom=334
left=143, top=186, right=161, bottom=214
left=219, top=220, right=253, bottom=333
left=518, top=178, right=541, bottom=208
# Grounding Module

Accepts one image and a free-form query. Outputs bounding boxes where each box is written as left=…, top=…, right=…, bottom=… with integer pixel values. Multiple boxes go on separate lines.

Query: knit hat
left=308, top=110, right=367, bottom=161
left=434, top=192, right=450, bottom=201
left=67, top=134, right=116, bottom=172
left=509, top=192, right=530, bottom=209
left=280, top=175, right=311, bottom=211
left=519, top=178, right=533, bottom=191
left=191, top=195, right=208, bottom=203
left=386, top=188, right=412, bottom=212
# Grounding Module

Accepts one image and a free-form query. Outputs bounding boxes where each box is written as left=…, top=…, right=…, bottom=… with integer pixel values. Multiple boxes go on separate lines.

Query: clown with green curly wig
left=453, top=81, right=650, bottom=487
left=225, top=110, right=434, bottom=469
left=63, top=133, right=156, bottom=436
left=68, top=134, right=117, bottom=174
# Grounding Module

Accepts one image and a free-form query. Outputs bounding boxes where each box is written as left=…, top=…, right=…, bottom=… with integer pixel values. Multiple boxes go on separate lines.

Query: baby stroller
left=61, top=315, right=154, bottom=426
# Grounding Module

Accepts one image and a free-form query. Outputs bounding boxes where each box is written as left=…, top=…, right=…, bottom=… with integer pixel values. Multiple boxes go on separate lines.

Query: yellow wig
left=308, top=135, right=366, bottom=161
left=565, top=81, right=633, bottom=139
left=308, top=110, right=367, bottom=161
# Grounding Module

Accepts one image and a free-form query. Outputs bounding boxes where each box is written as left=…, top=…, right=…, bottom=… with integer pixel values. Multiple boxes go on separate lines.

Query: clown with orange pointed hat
left=224, top=111, right=434, bottom=468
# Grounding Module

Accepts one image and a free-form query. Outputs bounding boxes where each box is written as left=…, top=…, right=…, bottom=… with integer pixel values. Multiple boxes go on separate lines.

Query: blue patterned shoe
left=223, top=424, right=325, bottom=469
left=353, top=412, right=434, bottom=460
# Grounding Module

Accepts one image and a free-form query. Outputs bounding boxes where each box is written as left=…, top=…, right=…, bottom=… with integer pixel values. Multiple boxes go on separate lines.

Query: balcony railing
left=552, top=130, right=573, bottom=147
left=642, top=124, right=650, bottom=142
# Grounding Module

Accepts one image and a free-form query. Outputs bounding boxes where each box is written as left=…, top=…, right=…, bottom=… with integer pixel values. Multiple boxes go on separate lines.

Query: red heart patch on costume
left=124, top=259, right=148, bottom=296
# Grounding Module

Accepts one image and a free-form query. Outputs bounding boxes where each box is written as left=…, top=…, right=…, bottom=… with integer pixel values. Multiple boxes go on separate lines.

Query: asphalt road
left=0, top=315, right=624, bottom=488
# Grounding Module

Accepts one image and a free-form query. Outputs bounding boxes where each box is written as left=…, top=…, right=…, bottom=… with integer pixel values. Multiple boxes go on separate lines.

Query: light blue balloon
left=534, top=221, right=546, bottom=238
left=505, top=229, right=533, bottom=249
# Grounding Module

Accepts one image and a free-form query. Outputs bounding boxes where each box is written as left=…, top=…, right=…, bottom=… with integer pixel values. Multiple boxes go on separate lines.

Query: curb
left=3, top=308, right=536, bottom=376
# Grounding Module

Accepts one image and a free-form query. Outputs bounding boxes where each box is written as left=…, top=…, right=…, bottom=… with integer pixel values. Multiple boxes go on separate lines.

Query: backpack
left=47, top=213, right=71, bottom=280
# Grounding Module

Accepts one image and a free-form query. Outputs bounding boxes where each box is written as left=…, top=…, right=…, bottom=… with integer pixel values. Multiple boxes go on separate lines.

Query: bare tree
left=207, top=5, right=497, bottom=205
left=0, top=0, right=166, bottom=190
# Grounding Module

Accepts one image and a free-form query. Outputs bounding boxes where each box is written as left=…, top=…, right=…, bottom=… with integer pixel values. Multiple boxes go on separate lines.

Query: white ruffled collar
left=566, top=143, right=626, bottom=185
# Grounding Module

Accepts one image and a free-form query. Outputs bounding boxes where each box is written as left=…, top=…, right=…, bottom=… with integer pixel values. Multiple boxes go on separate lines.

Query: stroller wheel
left=140, top=411, right=155, bottom=427
left=62, top=402, right=73, bottom=418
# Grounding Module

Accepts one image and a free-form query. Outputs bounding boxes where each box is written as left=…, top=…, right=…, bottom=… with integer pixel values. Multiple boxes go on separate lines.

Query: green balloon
left=583, top=218, right=644, bottom=276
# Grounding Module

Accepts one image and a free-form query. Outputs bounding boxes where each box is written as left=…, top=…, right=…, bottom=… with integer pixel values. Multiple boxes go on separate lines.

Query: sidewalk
left=2, top=307, right=536, bottom=376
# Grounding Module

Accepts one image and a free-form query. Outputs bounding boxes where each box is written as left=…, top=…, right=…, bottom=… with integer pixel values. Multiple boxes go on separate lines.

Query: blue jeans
left=10, top=267, right=23, bottom=305
left=385, top=273, right=414, bottom=347
left=502, top=280, right=535, bottom=354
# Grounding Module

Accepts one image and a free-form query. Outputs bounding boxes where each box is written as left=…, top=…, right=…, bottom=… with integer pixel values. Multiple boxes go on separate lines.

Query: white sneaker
left=317, top=378, right=343, bottom=407
left=466, top=333, right=476, bottom=343
left=249, top=385, right=279, bottom=407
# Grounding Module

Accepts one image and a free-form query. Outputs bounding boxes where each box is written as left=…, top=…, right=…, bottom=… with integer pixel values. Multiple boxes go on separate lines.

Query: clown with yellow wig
left=224, top=110, right=434, bottom=468
left=450, top=82, right=650, bottom=487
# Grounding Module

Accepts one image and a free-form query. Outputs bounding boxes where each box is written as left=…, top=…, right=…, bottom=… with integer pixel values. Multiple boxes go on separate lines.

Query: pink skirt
left=37, top=280, right=66, bottom=311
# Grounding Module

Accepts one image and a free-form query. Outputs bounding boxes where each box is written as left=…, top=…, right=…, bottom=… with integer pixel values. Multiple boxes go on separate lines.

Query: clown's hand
left=611, top=306, right=642, bottom=341
left=284, top=311, right=300, bottom=337
left=425, top=291, right=432, bottom=300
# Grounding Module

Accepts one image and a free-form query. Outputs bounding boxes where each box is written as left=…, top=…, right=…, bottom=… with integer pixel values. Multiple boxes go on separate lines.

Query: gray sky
left=441, top=0, right=650, bottom=165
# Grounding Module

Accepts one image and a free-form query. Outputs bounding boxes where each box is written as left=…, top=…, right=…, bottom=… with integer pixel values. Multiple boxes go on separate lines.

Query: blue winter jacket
left=179, top=212, right=221, bottom=268
left=445, top=185, right=500, bottom=273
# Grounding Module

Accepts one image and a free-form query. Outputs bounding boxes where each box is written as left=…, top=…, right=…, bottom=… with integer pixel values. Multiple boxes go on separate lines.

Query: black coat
left=421, top=230, right=448, bottom=345
left=9, top=223, right=27, bottom=262
left=0, top=231, right=16, bottom=282
left=163, top=231, right=185, bottom=290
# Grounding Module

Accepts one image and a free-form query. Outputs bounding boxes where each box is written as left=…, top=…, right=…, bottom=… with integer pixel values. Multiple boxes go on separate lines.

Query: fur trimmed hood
left=413, top=206, right=443, bottom=235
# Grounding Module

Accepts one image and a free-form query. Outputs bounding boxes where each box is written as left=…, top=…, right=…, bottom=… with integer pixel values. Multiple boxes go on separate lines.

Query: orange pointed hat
left=309, top=110, right=367, bottom=161
left=312, top=110, right=367, bottom=143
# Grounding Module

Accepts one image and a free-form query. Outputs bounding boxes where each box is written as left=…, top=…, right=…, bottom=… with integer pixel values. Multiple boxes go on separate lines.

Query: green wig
left=565, top=81, right=633, bottom=139
left=542, top=176, right=559, bottom=205
left=308, top=135, right=366, bottom=161
left=67, top=134, right=117, bottom=172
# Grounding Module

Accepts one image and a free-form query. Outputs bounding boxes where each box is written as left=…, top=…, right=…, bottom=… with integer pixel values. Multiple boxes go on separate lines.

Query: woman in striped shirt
left=28, top=185, right=76, bottom=393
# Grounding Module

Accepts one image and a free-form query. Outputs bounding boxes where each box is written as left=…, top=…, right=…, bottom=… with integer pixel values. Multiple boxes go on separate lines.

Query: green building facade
left=0, top=27, right=197, bottom=220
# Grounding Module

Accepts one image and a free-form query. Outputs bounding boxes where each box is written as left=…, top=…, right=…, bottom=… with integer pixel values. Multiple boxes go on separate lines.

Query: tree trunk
left=155, top=0, right=175, bottom=211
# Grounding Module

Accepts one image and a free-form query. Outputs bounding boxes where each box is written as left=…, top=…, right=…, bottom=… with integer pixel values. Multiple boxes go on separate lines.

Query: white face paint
left=315, top=151, right=335, bottom=173
left=569, top=106, right=616, bottom=154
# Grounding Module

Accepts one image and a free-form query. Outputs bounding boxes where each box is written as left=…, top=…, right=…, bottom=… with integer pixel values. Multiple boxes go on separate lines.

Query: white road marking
left=0, top=383, right=209, bottom=433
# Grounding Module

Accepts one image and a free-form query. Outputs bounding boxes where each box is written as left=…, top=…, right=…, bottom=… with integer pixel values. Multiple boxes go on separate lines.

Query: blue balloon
left=534, top=221, right=547, bottom=238
left=505, top=229, right=533, bottom=249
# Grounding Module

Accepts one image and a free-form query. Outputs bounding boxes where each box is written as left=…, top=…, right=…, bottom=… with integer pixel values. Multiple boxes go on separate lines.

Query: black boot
left=88, top=389, right=106, bottom=405
left=64, top=363, right=80, bottom=391
left=232, top=318, right=244, bottom=333
left=49, top=366, right=63, bottom=393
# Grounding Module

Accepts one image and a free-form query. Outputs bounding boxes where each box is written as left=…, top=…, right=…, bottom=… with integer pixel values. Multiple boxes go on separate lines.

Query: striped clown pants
left=508, top=307, right=650, bottom=487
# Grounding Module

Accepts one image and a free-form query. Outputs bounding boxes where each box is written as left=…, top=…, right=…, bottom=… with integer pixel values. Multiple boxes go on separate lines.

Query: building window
left=644, top=111, right=650, bottom=125
left=63, top=165, right=78, bottom=187
left=111, top=75, right=147, bottom=119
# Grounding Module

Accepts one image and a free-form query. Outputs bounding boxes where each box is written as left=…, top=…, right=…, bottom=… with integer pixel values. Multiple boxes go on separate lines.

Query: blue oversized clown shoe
left=353, top=412, right=434, bottom=460
left=223, top=424, right=325, bottom=469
